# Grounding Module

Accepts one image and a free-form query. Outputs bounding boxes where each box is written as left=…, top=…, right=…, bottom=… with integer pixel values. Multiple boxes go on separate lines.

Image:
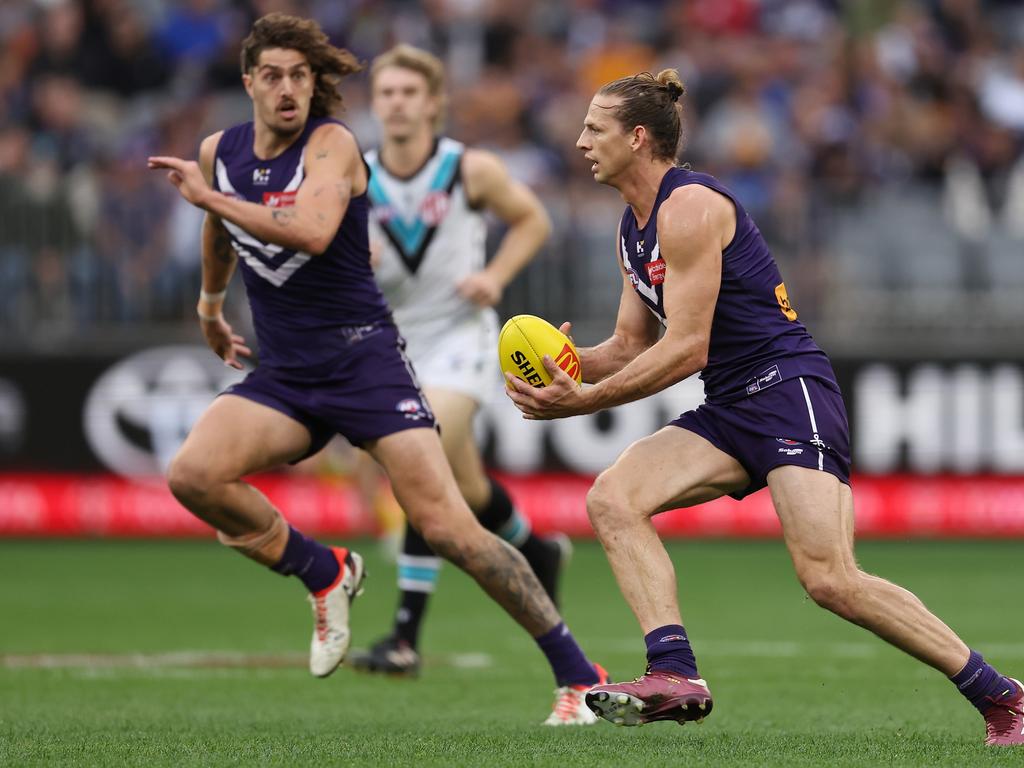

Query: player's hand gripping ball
left=498, top=315, right=582, bottom=388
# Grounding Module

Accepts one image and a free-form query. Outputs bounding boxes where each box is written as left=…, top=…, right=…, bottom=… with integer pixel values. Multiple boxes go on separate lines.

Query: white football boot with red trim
left=308, top=548, right=366, bottom=678
left=542, top=663, right=608, bottom=726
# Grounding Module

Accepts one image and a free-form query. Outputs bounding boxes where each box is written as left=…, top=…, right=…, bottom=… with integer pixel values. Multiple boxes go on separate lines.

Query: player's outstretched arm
left=148, top=123, right=361, bottom=255
left=457, top=149, right=552, bottom=306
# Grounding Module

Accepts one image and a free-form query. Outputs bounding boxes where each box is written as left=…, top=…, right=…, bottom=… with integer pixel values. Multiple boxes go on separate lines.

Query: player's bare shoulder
left=659, top=183, right=736, bottom=253
left=306, top=122, right=366, bottom=192
left=461, top=147, right=549, bottom=235
left=461, top=148, right=510, bottom=205
left=197, top=131, right=225, bottom=184
left=306, top=121, right=358, bottom=154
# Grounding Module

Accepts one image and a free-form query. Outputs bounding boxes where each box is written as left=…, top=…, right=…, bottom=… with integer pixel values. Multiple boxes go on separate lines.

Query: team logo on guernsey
left=370, top=191, right=449, bottom=225
left=555, top=343, right=581, bottom=380
left=419, top=190, right=450, bottom=226
left=372, top=204, right=399, bottom=224
left=396, top=398, right=428, bottom=420
left=253, top=168, right=271, bottom=185
left=216, top=157, right=310, bottom=288
left=367, top=143, right=462, bottom=274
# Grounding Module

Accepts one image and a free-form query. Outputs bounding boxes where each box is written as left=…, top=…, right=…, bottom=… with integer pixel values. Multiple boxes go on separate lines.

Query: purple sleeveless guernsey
left=213, top=117, right=391, bottom=372
left=619, top=167, right=836, bottom=404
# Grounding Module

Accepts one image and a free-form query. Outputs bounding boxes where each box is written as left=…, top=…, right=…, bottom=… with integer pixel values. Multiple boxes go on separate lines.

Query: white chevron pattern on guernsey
left=622, top=236, right=667, bottom=327
left=215, top=155, right=312, bottom=287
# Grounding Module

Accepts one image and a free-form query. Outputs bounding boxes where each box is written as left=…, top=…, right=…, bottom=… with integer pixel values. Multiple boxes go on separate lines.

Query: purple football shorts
left=671, top=375, right=851, bottom=500
left=223, top=322, right=436, bottom=456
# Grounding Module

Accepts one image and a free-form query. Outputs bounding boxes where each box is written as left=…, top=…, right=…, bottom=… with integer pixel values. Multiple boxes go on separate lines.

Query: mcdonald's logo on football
left=555, top=343, right=581, bottom=381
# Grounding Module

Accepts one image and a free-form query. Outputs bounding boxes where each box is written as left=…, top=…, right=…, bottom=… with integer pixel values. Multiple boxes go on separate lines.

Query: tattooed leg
left=367, top=427, right=561, bottom=637
left=427, top=529, right=561, bottom=636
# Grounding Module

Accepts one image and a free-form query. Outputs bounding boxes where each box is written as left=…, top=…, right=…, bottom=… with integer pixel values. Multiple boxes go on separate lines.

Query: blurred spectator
left=157, top=0, right=228, bottom=64
left=978, top=46, right=1024, bottom=131
left=0, top=122, right=90, bottom=331
left=93, top=145, right=175, bottom=322
left=696, top=61, right=788, bottom=217
left=88, top=2, right=172, bottom=97
left=27, top=0, right=89, bottom=80
left=2, top=0, right=1024, bottom=351
left=29, top=73, right=93, bottom=171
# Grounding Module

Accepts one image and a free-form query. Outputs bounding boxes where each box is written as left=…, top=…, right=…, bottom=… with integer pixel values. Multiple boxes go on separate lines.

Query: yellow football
left=498, top=314, right=582, bottom=388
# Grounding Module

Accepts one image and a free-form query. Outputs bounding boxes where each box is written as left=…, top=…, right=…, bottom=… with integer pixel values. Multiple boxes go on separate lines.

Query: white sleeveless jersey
left=365, top=137, right=490, bottom=339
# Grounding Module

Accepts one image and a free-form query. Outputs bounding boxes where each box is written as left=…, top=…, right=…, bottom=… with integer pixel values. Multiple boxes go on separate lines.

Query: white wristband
left=200, top=289, right=227, bottom=303
left=197, top=307, right=222, bottom=322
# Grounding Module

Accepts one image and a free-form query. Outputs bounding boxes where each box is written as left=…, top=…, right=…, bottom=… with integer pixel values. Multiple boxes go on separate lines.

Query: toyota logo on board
left=83, top=346, right=244, bottom=477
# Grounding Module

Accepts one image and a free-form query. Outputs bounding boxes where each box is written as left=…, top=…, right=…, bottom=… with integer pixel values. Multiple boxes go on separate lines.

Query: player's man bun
left=598, top=70, right=686, bottom=162
left=656, top=69, right=685, bottom=103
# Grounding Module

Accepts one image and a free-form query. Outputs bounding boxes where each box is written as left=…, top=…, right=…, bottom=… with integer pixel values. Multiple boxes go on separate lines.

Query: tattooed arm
left=193, top=132, right=252, bottom=369
left=198, top=213, right=236, bottom=305
left=150, top=123, right=361, bottom=255
left=194, top=132, right=235, bottom=315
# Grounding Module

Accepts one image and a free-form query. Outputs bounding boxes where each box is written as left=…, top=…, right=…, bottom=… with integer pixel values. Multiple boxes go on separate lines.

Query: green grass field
left=1, top=539, right=1022, bottom=767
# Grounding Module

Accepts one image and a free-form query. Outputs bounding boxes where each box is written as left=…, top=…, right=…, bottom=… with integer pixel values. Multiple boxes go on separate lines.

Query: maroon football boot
left=983, top=677, right=1024, bottom=746
left=585, top=669, right=712, bottom=726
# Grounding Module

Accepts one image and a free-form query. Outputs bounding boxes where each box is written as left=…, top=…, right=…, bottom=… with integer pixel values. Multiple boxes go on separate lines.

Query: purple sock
left=645, top=624, right=699, bottom=678
left=270, top=526, right=340, bottom=593
left=535, top=623, right=599, bottom=687
left=951, top=650, right=1017, bottom=713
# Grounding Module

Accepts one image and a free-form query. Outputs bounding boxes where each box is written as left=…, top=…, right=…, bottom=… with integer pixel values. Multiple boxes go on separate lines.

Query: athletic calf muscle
left=429, top=532, right=560, bottom=636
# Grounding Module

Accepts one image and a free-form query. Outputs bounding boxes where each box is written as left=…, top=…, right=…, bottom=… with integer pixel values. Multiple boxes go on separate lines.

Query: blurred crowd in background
left=2, top=0, right=1023, bottom=355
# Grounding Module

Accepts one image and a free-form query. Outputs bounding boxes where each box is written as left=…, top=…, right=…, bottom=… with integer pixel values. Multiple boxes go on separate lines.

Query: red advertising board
left=2, top=473, right=1024, bottom=538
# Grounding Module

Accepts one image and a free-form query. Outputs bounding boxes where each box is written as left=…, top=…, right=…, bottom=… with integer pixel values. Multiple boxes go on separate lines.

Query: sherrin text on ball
left=498, top=314, right=582, bottom=388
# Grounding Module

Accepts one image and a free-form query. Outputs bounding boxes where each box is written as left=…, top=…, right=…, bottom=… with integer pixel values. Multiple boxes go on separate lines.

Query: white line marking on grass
left=1, top=650, right=496, bottom=671
left=446, top=652, right=493, bottom=669
left=67, top=667, right=291, bottom=681
left=1, top=651, right=307, bottom=669
left=977, top=643, right=1024, bottom=658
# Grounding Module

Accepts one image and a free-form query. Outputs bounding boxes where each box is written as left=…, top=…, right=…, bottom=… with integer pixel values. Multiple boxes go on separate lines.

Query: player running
left=505, top=69, right=1023, bottom=745
left=348, top=44, right=571, bottom=681
left=148, top=14, right=603, bottom=724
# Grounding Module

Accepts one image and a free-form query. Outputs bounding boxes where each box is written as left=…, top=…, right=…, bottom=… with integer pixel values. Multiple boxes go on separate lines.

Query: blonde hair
left=370, top=44, right=447, bottom=132
left=598, top=68, right=685, bottom=161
